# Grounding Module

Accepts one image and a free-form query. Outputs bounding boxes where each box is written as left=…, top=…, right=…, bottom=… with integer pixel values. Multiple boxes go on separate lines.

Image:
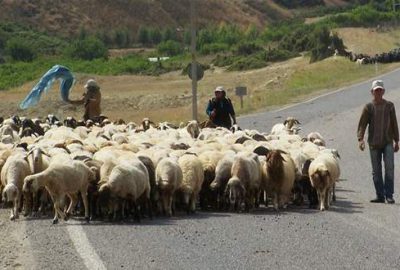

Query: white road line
left=66, top=222, right=107, bottom=270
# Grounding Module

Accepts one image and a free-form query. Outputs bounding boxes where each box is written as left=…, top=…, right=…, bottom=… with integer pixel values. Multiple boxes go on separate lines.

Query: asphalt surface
left=2, top=69, right=400, bottom=270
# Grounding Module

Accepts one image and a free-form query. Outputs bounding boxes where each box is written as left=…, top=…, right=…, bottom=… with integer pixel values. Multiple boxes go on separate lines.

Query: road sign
left=187, top=62, right=204, bottom=81
left=235, top=86, right=247, bottom=109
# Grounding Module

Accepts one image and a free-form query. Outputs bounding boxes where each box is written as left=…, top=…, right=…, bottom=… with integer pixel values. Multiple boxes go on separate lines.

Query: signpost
left=235, top=86, right=247, bottom=109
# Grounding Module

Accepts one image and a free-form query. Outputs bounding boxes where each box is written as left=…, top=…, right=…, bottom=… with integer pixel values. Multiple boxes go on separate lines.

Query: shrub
left=199, top=43, right=229, bottom=55
left=265, top=48, right=298, bottom=62
left=157, top=40, right=182, bottom=56
left=5, top=38, right=36, bottom=62
left=65, top=36, right=108, bottom=60
left=235, top=42, right=263, bottom=56
left=227, top=55, right=267, bottom=71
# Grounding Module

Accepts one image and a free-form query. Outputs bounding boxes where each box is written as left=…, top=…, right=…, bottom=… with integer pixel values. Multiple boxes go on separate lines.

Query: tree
left=137, top=26, right=149, bottom=45
left=149, top=28, right=162, bottom=45
left=157, top=40, right=182, bottom=56
left=5, top=38, right=36, bottom=62
left=66, top=36, right=108, bottom=60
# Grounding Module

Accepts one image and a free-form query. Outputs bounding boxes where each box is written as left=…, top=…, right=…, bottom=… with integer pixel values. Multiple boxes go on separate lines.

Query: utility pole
left=190, top=0, right=198, bottom=121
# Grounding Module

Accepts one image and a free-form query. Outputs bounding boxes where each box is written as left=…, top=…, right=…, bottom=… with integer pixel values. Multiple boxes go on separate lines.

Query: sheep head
left=23, top=175, right=39, bottom=194
left=225, top=177, right=245, bottom=211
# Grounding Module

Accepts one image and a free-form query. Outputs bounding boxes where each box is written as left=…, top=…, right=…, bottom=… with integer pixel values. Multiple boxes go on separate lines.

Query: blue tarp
left=19, top=65, right=74, bottom=110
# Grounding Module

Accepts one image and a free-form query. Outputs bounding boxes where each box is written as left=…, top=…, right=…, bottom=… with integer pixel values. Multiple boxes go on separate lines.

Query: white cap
left=371, top=80, right=385, bottom=91
left=215, top=86, right=225, bottom=92
left=84, top=79, right=99, bottom=89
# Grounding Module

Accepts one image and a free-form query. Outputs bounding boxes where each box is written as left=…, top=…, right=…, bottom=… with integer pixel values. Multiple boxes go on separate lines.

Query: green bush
left=227, top=54, right=267, bottom=71
left=199, top=43, right=229, bottom=55
left=157, top=40, right=182, bottom=56
left=5, top=38, right=36, bottom=62
left=65, top=36, right=108, bottom=60
left=265, top=48, right=298, bottom=62
left=212, top=54, right=235, bottom=67
left=235, top=42, right=263, bottom=56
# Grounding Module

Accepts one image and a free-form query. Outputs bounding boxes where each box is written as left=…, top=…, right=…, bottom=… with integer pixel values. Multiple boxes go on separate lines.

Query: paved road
left=2, top=69, right=400, bottom=270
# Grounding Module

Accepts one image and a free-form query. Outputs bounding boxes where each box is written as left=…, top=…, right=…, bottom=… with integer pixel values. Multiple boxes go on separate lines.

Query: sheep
left=225, top=152, right=262, bottom=212
left=177, top=154, right=204, bottom=214
left=25, top=147, right=51, bottom=216
left=23, top=160, right=96, bottom=224
left=308, top=152, right=340, bottom=211
left=1, top=153, right=31, bottom=220
left=184, top=120, right=200, bottom=139
left=98, top=158, right=151, bottom=221
left=270, top=117, right=301, bottom=135
left=198, top=150, right=224, bottom=210
left=155, top=157, right=183, bottom=216
left=263, top=150, right=296, bottom=211
left=209, top=153, right=234, bottom=210
left=307, top=131, right=326, bottom=146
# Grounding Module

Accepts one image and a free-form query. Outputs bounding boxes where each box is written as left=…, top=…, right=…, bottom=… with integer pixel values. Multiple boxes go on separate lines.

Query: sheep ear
left=295, top=120, right=301, bottom=125
left=41, top=150, right=51, bottom=157
left=283, top=120, right=288, bottom=125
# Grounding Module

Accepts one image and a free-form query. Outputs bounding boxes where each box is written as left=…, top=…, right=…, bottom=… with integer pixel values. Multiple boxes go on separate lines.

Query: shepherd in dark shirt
left=357, top=79, right=399, bottom=204
left=206, top=86, right=236, bottom=129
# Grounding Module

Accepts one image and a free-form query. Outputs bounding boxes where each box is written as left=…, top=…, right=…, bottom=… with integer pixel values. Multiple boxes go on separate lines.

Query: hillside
left=0, top=0, right=356, bottom=38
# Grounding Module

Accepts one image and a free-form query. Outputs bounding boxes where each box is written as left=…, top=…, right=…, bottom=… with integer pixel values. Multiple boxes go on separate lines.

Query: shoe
left=386, top=198, right=395, bottom=204
left=370, top=198, right=385, bottom=203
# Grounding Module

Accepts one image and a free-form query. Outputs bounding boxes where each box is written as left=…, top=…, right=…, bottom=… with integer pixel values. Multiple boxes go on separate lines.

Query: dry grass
left=336, top=27, right=400, bottom=55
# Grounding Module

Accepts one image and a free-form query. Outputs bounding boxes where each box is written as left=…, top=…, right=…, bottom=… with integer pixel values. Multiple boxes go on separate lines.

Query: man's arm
left=206, top=100, right=214, bottom=116
left=390, top=104, right=399, bottom=152
left=228, top=98, right=236, bottom=124
left=357, top=105, right=369, bottom=142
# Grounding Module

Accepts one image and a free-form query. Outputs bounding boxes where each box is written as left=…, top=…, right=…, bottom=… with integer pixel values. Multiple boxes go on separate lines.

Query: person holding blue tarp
left=69, top=79, right=102, bottom=121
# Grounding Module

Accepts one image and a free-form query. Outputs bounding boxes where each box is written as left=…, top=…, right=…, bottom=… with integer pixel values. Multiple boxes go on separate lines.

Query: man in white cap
left=206, top=86, right=236, bottom=129
left=357, top=79, right=399, bottom=204
left=69, top=79, right=102, bottom=121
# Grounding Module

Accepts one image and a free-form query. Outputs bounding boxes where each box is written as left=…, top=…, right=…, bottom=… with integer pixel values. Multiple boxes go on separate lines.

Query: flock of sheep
left=0, top=114, right=340, bottom=224
left=343, top=47, right=400, bottom=65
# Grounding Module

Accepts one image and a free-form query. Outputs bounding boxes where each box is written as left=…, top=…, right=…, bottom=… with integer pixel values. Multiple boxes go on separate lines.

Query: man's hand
left=358, top=140, right=365, bottom=151
left=394, top=142, right=399, bottom=153
left=210, top=110, right=217, bottom=119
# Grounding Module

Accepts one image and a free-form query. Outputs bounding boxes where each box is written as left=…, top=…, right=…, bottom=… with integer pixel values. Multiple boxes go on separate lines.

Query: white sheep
left=155, top=157, right=183, bottom=216
left=308, top=152, right=340, bottom=211
left=23, top=160, right=96, bottom=224
left=1, top=153, right=31, bottom=220
left=177, top=154, right=204, bottom=213
left=226, top=152, right=262, bottom=211
left=98, top=158, right=151, bottom=221
left=270, top=117, right=301, bottom=135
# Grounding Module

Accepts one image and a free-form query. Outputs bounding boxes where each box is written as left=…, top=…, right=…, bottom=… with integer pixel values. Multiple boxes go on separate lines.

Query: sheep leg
left=53, top=199, right=65, bottom=224
left=80, top=190, right=90, bottom=223
left=318, top=190, right=325, bottom=211
left=167, top=195, right=173, bottom=217
left=66, top=193, right=78, bottom=216
left=325, top=188, right=331, bottom=210
left=332, top=183, right=336, bottom=202
left=273, top=193, right=279, bottom=211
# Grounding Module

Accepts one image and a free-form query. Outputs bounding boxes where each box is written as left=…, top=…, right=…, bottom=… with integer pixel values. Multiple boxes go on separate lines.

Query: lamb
left=155, top=157, right=183, bottom=216
left=177, top=154, right=204, bottom=213
left=308, top=152, right=340, bottom=211
left=1, top=153, right=31, bottom=220
left=263, top=150, right=296, bottom=211
left=23, top=160, right=96, bottom=224
left=98, top=158, right=151, bottom=221
left=225, top=152, right=262, bottom=212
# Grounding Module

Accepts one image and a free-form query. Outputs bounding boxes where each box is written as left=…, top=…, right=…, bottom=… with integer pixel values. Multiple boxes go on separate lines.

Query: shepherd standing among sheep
left=357, top=80, right=399, bottom=204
